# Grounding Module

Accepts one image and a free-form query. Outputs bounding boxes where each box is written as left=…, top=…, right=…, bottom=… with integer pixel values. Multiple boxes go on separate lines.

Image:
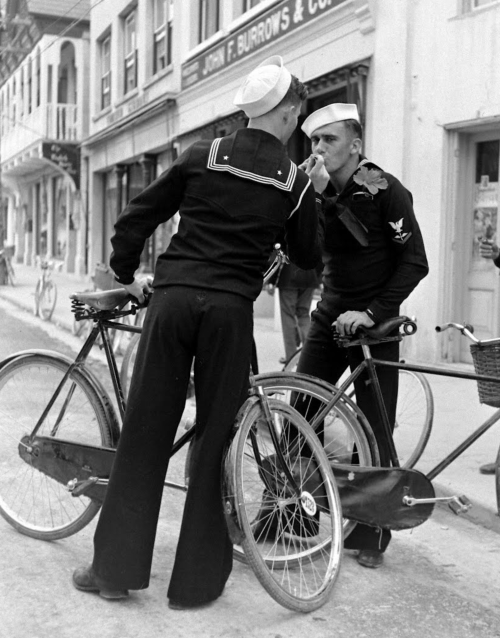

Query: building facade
left=0, top=0, right=90, bottom=274
left=3, top=0, right=500, bottom=364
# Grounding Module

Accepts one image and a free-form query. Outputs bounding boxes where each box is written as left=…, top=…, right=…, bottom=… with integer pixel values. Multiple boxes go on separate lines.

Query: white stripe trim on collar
left=207, top=138, right=296, bottom=192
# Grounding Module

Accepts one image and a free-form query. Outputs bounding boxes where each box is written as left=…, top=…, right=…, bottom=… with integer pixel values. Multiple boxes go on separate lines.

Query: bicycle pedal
left=69, top=476, right=99, bottom=497
left=448, top=494, right=472, bottom=515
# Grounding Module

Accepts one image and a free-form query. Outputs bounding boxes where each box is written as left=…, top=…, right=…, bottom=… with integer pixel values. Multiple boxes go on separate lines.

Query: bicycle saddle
left=70, top=289, right=131, bottom=311
left=362, top=316, right=417, bottom=340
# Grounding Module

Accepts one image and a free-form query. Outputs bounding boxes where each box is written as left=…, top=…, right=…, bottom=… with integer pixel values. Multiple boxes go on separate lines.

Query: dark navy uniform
left=297, top=158, right=428, bottom=552
left=91, top=128, right=323, bottom=606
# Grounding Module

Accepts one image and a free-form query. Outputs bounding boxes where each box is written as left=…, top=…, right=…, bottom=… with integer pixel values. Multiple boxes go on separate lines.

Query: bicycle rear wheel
left=39, top=280, right=57, bottom=321
left=0, top=354, right=115, bottom=540
left=226, top=397, right=343, bottom=612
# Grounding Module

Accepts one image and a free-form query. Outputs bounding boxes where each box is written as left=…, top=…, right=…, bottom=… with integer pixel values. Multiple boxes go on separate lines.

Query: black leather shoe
left=479, top=462, right=496, bottom=475
left=72, top=565, right=129, bottom=600
left=357, top=550, right=384, bottom=569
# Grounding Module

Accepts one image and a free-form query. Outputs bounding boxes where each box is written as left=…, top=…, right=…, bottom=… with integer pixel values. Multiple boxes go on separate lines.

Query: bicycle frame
left=308, top=335, right=500, bottom=482
left=23, top=289, right=294, bottom=502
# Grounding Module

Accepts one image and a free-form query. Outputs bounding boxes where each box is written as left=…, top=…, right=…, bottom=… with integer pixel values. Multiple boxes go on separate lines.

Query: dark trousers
left=279, top=287, right=315, bottom=360
left=296, top=310, right=399, bottom=552
left=92, top=286, right=254, bottom=604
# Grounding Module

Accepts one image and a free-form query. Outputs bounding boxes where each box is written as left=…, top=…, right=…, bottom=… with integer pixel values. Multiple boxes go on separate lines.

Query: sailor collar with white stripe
left=207, top=129, right=297, bottom=192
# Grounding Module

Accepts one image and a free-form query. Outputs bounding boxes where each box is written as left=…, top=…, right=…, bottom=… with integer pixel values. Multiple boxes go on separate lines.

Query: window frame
left=100, top=35, right=112, bottom=110
left=152, top=0, right=174, bottom=74
left=124, top=9, right=138, bottom=95
left=199, top=0, right=220, bottom=43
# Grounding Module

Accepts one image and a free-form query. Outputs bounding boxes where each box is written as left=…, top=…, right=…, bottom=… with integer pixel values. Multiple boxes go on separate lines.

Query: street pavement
left=0, top=262, right=499, bottom=535
left=0, top=264, right=500, bottom=638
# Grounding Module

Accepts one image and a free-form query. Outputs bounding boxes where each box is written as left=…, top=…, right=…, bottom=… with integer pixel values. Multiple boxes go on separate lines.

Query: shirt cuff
left=365, top=308, right=379, bottom=323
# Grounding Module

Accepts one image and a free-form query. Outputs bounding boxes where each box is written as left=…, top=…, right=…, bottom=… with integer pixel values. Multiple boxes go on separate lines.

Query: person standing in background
left=267, top=257, right=321, bottom=364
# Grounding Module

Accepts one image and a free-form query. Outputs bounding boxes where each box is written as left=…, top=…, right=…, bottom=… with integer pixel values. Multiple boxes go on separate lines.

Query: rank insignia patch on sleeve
left=389, top=218, right=412, bottom=244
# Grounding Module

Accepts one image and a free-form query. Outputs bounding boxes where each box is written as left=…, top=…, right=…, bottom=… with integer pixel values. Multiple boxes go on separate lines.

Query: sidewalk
left=1, top=262, right=499, bottom=533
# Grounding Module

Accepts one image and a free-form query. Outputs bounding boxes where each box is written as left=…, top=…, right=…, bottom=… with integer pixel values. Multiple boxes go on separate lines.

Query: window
left=11, top=77, right=16, bottom=125
left=36, top=51, right=41, bottom=107
left=28, top=59, right=32, bottom=114
left=101, top=36, right=111, bottom=109
left=199, top=0, right=219, bottom=42
left=237, top=0, right=264, bottom=14
left=19, top=69, right=24, bottom=118
left=124, top=11, right=138, bottom=94
left=153, top=0, right=173, bottom=73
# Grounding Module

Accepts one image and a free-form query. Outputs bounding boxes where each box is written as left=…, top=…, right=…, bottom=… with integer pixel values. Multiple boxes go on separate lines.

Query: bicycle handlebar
left=435, top=322, right=478, bottom=343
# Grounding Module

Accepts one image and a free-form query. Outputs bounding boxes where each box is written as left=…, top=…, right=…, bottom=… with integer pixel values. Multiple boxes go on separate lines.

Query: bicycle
left=283, top=345, right=434, bottom=469
left=310, top=317, right=500, bottom=516
left=0, top=244, right=15, bottom=286
left=33, top=257, right=63, bottom=321
left=0, top=252, right=376, bottom=611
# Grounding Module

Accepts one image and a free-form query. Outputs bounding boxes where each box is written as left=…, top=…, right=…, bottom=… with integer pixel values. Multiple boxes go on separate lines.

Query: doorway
left=458, top=133, right=500, bottom=362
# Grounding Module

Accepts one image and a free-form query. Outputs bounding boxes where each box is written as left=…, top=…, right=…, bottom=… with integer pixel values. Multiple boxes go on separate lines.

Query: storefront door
left=460, top=134, right=500, bottom=362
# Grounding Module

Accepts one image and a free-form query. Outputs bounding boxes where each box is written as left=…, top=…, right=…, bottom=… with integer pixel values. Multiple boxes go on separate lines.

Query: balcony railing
left=46, top=103, right=78, bottom=141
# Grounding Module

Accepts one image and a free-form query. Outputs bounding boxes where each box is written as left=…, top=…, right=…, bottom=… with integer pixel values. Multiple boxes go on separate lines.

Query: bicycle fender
left=220, top=396, right=260, bottom=544
left=0, top=349, right=121, bottom=446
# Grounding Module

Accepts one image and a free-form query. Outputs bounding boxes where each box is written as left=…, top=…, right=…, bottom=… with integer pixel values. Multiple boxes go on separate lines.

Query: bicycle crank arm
left=403, top=493, right=472, bottom=515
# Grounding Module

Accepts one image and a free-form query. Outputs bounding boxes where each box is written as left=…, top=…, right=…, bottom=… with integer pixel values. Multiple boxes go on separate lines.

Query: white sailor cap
left=301, top=103, right=360, bottom=138
left=233, top=55, right=292, bottom=118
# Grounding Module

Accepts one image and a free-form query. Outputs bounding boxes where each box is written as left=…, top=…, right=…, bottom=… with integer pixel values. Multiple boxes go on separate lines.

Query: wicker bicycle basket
left=470, top=341, right=500, bottom=407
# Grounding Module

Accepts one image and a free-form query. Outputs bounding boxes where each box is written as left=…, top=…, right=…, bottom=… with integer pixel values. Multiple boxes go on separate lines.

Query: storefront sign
left=42, top=142, right=80, bottom=189
left=181, top=0, right=345, bottom=89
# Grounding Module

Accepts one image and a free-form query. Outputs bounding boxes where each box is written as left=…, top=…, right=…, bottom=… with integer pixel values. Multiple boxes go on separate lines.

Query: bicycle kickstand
left=403, top=493, right=472, bottom=515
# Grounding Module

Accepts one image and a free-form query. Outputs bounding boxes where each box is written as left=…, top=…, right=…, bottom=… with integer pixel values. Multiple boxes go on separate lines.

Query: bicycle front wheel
left=393, top=370, right=434, bottom=468
left=230, top=372, right=379, bottom=565
left=227, top=398, right=343, bottom=613
left=0, top=354, right=115, bottom=540
left=288, top=355, right=434, bottom=470
left=39, top=280, right=57, bottom=321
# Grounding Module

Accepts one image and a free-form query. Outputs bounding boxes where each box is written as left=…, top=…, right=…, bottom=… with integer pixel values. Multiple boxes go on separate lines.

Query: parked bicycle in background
left=0, top=244, right=15, bottom=286
left=33, top=256, right=63, bottom=321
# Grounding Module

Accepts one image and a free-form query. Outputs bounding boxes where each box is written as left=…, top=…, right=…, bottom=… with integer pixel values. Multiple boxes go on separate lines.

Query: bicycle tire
left=0, top=354, right=115, bottom=540
left=230, top=372, right=379, bottom=565
left=39, top=280, right=57, bottom=321
left=285, top=350, right=433, bottom=469
left=227, top=397, right=343, bottom=612
left=33, top=280, right=42, bottom=317
left=120, top=332, right=141, bottom=399
left=393, top=370, right=434, bottom=468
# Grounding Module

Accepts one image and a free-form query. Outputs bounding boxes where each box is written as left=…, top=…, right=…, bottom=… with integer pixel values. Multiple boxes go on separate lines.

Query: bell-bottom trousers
left=92, top=285, right=253, bottom=605
left=297, top=309, right=399, bottom=552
